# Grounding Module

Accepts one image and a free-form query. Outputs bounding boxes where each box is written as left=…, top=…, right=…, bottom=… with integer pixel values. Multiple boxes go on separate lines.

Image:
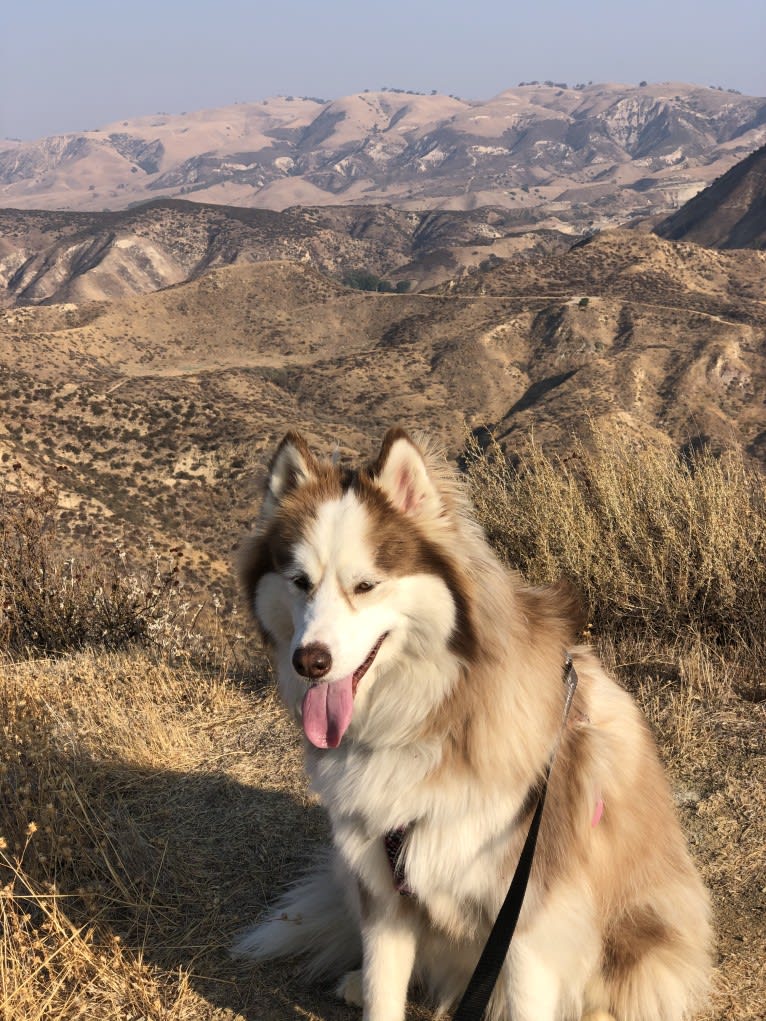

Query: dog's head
left=240, top=429, right=475, bottom=749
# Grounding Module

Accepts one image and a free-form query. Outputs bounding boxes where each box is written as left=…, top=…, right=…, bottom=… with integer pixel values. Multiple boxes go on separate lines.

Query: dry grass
left=0, top=431, right=763, bottom=1020
left=0, top=474, right=192, bottom=659
left=0, top=650, right=323, bottom=1021
left=466, top=427, right=766, bottom=655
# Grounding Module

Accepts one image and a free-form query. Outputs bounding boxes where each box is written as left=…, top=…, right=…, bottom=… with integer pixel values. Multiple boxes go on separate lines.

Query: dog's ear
left=374, top=428, right=442, bottom=520
left=261, top=432, right=317, bottom=519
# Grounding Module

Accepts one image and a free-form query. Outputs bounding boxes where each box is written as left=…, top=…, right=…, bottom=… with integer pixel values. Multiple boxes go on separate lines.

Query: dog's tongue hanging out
left=301, top=676, right=354, bottom=748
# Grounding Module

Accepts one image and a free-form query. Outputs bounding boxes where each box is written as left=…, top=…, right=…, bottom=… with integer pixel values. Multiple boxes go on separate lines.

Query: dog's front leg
left=360, top=894, right=417, bottom=1021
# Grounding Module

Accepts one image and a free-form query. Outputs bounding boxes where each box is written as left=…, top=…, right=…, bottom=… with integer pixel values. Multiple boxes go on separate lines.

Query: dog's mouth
left=352, top=632, right=387, bottom=694
left=301, top=633, right=388, bottom=750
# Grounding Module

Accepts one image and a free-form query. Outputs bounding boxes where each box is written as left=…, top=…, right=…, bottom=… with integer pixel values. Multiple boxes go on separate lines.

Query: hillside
left=2, top=83, right=765, bottom=229
left=655, top=143, right=766, bottom=248
left=1, top=216, right=764, bottom=1021
left=1, top=232, right=765, bottom=610
left=444, top=229, right=766, bottom=456
left=0, top=200, right=566, bottom=306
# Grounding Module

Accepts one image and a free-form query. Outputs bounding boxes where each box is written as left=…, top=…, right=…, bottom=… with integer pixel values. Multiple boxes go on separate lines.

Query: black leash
left=452, top=656, right=578, bottom=1021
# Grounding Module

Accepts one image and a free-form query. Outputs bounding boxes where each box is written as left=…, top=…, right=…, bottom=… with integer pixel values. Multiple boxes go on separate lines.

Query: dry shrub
left=466, top=427, right=766, bottom=650
left=0, top=877, right=192, bottom=1021
left=0, top=474, right=204, bottom=660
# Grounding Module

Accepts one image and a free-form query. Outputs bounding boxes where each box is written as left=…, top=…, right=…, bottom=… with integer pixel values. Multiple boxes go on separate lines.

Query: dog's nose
left=292, top=642, right=333, bottom=680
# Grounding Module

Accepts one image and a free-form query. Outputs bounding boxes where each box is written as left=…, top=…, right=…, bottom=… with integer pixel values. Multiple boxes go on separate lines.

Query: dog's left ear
left=374, top=428, right=443, bottom=520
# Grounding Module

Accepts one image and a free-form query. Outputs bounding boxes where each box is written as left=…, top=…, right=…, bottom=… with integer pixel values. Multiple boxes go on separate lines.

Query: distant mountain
left=2, top=83, right=765, bottom=231
left=655, top=144, right=766, bottom=248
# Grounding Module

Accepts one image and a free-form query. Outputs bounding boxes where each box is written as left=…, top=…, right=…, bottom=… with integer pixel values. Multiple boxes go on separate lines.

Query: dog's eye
left=354, top=580, right=376, bottom=595
left=291, top=573, right=312, bottom=592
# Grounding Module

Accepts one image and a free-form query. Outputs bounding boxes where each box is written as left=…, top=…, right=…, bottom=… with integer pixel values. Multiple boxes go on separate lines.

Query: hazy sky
left=2, top=0, right=765, bottom=140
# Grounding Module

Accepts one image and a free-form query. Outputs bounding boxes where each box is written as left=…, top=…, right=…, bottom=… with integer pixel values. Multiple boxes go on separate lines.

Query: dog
left=233, top=429, right=712, bottom=1021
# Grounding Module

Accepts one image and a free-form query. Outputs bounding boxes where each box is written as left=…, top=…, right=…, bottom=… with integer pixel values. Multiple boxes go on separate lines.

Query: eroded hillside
left=0, top=200, right=566, bottom=306
left=1, top=231, right=764, bottom=606
left=2, top=83, right=765, bottom=225
left=656, top=143, right=766, bottom=249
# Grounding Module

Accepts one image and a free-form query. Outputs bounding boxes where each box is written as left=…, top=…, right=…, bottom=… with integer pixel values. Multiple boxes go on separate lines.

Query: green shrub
left=342, top=269, right=396, bottom=292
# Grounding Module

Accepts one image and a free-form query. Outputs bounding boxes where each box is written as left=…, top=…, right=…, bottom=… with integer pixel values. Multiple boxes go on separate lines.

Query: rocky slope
left=1, top=232, right=764, bottom=597
left=0, top=200, right=566, bottom=306
left=655, top=143, right=766, bottom=248
left=2, top=83, right=765, bottom=229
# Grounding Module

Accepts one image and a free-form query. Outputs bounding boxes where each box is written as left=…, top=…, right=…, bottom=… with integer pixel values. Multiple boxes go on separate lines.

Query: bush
left=0, top=474, right=190, bottom=657
left=465, top=427, right=766, bottom=647
left=342, top=270, right=397, bottom=293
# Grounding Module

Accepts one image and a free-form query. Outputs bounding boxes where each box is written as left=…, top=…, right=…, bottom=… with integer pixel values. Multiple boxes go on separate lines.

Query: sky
left=2, top=0, right=765, bottom=140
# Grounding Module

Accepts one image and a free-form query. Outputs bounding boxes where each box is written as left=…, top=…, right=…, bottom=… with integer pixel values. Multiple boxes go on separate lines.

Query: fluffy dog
left=233, top=429, right=712, bottom=1021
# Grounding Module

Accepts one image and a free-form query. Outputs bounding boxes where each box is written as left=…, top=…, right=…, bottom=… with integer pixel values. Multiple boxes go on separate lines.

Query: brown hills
left=0, top=199, right=566, bottom=306
left=656, top=143, right=766, bottom=249
left=1, top=229, right=764, bottom=605
left=1, top=114, right=765, bottom=1021
left=2, top=83, right=765, bottom=230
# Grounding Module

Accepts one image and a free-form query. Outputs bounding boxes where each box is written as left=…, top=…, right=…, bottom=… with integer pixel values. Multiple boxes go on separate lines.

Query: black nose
left=292, top=642, right=332, bottom=680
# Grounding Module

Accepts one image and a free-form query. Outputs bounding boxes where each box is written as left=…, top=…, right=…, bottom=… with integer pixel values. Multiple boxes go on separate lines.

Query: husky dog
left=234, top=429, right=712, bottom=1021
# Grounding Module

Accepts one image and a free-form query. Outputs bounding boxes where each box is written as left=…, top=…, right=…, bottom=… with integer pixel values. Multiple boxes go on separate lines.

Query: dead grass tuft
left=0, top=872, right=193, bottom=1021
left=466, top=427, right=766, bottom=651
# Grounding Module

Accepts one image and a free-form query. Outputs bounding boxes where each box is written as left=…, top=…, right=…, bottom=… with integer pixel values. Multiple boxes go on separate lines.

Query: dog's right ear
left=261, top=432, right=317, bottom=521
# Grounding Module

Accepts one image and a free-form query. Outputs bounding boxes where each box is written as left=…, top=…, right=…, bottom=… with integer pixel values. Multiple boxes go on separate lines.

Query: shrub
left=465, top=427, right=766, bottom=647
left=342, top=270, right=397, bottom=293
left=0, top=474, right=191, bottom=657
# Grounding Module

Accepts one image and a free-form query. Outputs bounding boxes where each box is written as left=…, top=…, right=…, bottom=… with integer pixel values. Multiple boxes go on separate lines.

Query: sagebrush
left=0, top=473, right=202, bottom=658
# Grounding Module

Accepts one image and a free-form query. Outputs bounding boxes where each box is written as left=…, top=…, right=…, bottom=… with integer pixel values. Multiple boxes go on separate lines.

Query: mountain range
left=2, top=133, right=765, bottom=310
left=2, top=85, right=766, bottom=601
left=3, top=82, right=765, bottom=231
left=0, top=200, right=567, bottom=306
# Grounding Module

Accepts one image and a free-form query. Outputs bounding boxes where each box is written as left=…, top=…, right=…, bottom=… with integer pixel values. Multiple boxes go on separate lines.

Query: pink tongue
left=301, top=674, right=354, bottom=749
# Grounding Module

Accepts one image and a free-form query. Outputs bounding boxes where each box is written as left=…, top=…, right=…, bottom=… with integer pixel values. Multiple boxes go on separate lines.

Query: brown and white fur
left=233, top=429, right=712, bottom=1021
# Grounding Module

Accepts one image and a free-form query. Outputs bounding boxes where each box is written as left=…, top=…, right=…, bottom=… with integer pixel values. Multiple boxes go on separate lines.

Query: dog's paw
left=336, top=969, right=364, bottom=1007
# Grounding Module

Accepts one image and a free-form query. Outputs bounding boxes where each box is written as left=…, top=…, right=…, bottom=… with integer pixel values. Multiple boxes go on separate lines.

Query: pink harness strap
left=592, top=796, right=604, bottom=827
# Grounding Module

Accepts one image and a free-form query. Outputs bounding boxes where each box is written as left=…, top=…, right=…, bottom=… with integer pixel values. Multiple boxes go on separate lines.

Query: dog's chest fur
left=306, top=733, right=532, bottom=938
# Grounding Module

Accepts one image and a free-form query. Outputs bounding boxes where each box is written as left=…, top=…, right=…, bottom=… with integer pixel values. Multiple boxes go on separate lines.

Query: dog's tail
left=231, top=850, right=361, bottom=978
